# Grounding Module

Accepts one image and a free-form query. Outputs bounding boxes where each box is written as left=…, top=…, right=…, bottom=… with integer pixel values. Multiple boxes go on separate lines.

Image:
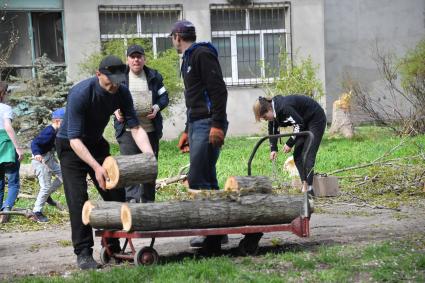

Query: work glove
left=177, top=132, right=190, bottom=153
left=209, top=127, right=225, bottom=148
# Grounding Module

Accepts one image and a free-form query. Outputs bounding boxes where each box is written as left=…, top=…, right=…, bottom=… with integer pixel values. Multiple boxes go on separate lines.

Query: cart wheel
left=238, top=233, right=263, bottom=256
left=134, top=247, right=159, bottom=266
left=100, top=247, right=112, bottom=264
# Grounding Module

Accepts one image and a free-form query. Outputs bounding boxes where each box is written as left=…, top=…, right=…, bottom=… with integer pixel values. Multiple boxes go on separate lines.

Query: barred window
left=211, top=3, right=290, bottom=86
left=99, top=5, right=182, bottom=56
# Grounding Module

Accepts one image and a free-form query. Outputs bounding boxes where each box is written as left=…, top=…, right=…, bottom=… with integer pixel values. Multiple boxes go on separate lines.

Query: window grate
left=98, top=5, right=182, bottom=56
left=210, top=2, right=291, bottom=86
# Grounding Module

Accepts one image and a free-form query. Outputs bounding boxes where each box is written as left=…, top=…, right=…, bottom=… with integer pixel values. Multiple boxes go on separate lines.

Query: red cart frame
left=96, top=131, right=314, bottom=265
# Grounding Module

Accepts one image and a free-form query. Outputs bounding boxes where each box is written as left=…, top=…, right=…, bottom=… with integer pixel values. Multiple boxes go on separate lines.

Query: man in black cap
left=114, top=44, right=169, bottom=203
left=56, top=55, right=154, bottom=270
left=170, top=20, right=229, bottom=249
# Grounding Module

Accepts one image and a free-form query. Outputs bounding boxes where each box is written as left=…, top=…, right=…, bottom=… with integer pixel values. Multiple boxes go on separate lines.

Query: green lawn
left=3, top=126, right=425, bottom=282
left=16, top=235, right=425, bottom=283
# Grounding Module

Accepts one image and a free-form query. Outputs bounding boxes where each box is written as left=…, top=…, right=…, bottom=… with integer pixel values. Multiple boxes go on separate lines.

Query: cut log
left=102, top=153, right=157, bottom=190
left=121, top=193, right=312, bottom=232
left=224, top=176, right=272, bottom=194
left=82, top=200, right=124, bottom=230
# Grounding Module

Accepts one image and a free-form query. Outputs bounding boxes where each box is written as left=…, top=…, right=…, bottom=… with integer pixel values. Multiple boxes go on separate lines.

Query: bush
left=271, top=51, right=324, bottom=99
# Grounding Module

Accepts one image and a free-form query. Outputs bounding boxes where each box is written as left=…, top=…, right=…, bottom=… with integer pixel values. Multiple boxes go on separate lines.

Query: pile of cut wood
left=83, top=175, right=313, bottom=232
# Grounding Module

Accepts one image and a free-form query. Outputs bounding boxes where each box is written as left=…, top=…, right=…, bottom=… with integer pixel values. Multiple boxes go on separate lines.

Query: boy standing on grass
left=30, top=107, right=65, bottom=222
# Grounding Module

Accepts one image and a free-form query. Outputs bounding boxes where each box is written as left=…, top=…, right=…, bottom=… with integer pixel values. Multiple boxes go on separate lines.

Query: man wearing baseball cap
left=170, top=20, right=229, bottom=250
left=56, top=55, right=154, bottom=270
left=113, top=44, right=169, bottom=203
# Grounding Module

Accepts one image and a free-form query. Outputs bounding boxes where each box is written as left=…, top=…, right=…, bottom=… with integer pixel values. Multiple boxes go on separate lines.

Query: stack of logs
left=83, top=164, right=313, bottom=231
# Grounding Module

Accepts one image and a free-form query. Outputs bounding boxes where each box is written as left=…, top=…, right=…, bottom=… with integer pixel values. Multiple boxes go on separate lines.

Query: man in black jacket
left=171, top=20, right=228, bottom=248
left=114, top=44, right=169, bottom=203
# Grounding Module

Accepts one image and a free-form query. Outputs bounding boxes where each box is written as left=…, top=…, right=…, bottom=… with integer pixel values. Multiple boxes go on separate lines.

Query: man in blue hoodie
left=170, top=20, right=228, bottom=249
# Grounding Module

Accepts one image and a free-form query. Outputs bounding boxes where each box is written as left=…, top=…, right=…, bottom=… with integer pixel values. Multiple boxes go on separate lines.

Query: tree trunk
left=102, top=153, right=157, bottom=190
left=82, top=200, right=124, bottom=230
left=329, top=98, right=354, bottom=138
left=121, top=194, right=312, bottom=232
left=224, top=176, right=272, bottom=194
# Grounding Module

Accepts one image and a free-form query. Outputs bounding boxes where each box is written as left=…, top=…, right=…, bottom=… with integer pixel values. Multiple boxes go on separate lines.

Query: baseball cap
left=127, top=45, right=145, bottom=56
left=98, top=55, right=126, bottom=85
left=52, top=107, right=65, bottom=119
left=169, top=20, right=196, bottom=36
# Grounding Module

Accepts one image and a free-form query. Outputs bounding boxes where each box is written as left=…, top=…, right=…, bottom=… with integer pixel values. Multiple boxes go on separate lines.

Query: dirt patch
left=1, top=201, right=424, bottom=280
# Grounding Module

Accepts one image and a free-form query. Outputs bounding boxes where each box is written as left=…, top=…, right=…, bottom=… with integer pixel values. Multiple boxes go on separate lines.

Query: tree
left=8, top=54, right=72, bottom=144
left=349, top=39, right=425, bottom=135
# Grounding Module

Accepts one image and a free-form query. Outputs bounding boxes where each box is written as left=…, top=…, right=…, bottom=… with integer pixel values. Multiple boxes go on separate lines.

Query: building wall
left=324, top=0, right=425, bottom=119
left=63, top=0, right=326, bottom=139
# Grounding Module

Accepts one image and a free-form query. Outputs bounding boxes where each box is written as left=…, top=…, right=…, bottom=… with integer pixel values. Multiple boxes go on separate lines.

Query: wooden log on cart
left=121, top=193, right=312, bottom=232
left=224, top=176, right=273, bottom=194
left=82, top=200, right=124, bottom=230
left=102, top=153, right=157, bottom=190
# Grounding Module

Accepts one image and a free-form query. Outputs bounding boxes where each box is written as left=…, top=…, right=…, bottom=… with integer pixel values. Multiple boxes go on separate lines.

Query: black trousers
left=56, top=137, right=125, bottom=256
left=116, top=131, right=158, bottom=203
left=293, top=110, right=327, bottom=186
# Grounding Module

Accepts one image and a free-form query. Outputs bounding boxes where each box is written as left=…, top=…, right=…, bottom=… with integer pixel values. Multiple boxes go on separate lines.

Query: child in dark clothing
left=30, top=108, right=65, bottom=222
left=253, top=95, right=327, bottom=195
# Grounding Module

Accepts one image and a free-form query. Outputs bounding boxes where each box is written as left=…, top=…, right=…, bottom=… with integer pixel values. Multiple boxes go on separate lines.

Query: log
left=121, top=193, right=312, bottom=232
left=82, top=200, right=124, bottom=230
left=102, top=153, right=157, bottom=190
left=224, top=176, right=273, bottom=194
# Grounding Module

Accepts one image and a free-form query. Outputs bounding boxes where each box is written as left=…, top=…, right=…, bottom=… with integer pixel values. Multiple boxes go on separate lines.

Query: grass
left=14, top=235, right=425, bottom=282
left=2, top=126, right=425, bottom=281
left=2, top=126, right=424, bottom=231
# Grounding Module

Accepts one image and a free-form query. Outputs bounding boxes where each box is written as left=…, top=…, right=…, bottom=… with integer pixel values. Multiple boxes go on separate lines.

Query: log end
left=121, top=203, right=132, bottom=232
left=103, top=156, right=119, bottom=190
left=82, top=200, right=95, bottom=225
left=224, top=176, right=237, bottom=192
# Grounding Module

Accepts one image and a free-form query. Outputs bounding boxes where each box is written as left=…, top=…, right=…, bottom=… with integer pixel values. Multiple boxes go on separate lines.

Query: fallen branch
left=327, top=155, right=423, bottom=175
left=0, top=209, right=34, bottom=217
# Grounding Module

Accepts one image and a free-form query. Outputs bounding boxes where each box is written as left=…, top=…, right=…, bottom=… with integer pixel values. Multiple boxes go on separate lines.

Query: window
left=99, top=5, right=181, bottom=56
left=0, top=11, right=65, bottom=80
left=211, top=3, right=290, bottom=86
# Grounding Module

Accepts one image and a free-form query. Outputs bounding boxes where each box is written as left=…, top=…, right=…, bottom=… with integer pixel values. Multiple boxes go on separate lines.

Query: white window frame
left=98, top=5, right=182, bottom=58
left=211, top=3, right=291, bottom=86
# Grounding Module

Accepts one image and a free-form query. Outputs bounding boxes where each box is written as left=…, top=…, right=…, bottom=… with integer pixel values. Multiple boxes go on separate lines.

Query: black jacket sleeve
left=268, top=121, right=280, bottom=152
left=281, top=106, right=304, bottom=148
left=198, top=50, right=228, bottom=130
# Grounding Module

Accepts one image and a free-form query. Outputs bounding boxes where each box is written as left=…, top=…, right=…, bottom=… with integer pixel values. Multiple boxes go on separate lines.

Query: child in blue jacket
left=30, top=108, right=65, bottom=222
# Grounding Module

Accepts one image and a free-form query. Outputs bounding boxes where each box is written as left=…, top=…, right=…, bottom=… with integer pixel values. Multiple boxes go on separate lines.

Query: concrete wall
left=62, top=0, right=326, bottom=139
left=324, top=0, right=425, bottom=119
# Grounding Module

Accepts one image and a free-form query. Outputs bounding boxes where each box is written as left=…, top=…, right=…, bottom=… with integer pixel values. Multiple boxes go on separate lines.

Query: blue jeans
left=0, top=157, right=20, bottom=210
left=188, top=118, right=227, bottom=189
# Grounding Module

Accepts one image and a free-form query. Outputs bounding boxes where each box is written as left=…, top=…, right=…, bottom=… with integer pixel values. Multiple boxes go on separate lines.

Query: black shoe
left=77, top=253, right=101, bottom=270
left=46, top=196, right=66, bottom=211
left=307, top=189, right=315, bottom=197
left=190, top=235, right=228, bottom=248
left=46, top=196, right=56, bottom=206
left=31, top=211, right=49, bottom=223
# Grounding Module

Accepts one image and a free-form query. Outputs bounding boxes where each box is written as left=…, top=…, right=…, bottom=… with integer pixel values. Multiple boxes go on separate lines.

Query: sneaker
left=0, top=207, right=11, bottom=224
left=77, top=253, right=101, bottom=270
left=31, top=211, right=49, bottom=223
left=46, top=197, right=66, bottom=211
left=190, top=235, right=228, bottom=248
left=46, top=196, right=56, bottom=206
